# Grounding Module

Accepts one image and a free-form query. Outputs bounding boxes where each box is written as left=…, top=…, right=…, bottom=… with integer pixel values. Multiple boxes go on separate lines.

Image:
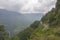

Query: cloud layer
left=0, top=0, right=57, bottom=14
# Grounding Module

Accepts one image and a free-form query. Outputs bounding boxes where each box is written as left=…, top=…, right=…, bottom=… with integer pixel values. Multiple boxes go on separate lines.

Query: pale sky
left=0, top=0, right=57, bottom=14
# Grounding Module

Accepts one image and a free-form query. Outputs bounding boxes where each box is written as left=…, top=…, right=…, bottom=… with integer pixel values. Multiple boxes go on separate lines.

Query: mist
left=0, top=0, right=57, bottom=14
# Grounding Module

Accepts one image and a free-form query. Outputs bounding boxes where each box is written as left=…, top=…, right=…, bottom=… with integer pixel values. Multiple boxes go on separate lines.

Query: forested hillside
left=28, top=0, right=60, bottom=40
left=0, top=25, right=10, bottom=40
left=41, top=0, right=60, bottom=27
left=13, top=0, right=60, bottom=40
left=11, top=21, right=40, bottom=40
left=0, top=0, right=60, bottom=40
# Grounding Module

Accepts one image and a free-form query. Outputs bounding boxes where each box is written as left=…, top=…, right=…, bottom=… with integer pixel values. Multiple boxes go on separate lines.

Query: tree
left=0, top=25, right=10, bottom=40
left=30, top=21, right=40, bottom=29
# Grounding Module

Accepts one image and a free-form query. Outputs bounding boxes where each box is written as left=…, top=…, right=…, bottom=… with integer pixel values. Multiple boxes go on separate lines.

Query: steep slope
left=12, top=0, right=60, bottom=40
left=41, top=0, right=60, bottom=27
left=16, top=21, right=40, bottom=40
left=28, top=0, right=60, bottom=40
left=29, top=24, right=60, bottom=40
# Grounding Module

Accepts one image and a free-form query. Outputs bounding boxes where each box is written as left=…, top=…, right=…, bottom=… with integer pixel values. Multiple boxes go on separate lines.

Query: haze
left=0, top=0, right=57, bottom=14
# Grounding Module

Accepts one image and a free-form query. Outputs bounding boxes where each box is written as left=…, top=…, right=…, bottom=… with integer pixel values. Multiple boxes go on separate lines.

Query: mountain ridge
left=0, top=9, right=43, bottom=36
left=14, top=0, right=60, bottom=40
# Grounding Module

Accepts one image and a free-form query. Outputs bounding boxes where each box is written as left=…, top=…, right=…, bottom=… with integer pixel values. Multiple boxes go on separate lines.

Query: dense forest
left=0, top=0, right=60, bottom=40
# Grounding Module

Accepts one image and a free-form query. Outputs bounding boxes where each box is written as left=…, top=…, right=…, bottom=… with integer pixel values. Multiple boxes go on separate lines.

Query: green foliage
left=0, top=25, right=10, bottom=40
left=30, top=21, right=40, bottom=29
left=28, top=0, right=60, bottom=40
left=7, top=0, right=60, bottom=40
left=29, top=27, right=60, bottom=40
left=0, top=25, right=5, bottom=31
left=41, top=0, right=60, bottom=27
left=15, top=20, right=40, bottom=40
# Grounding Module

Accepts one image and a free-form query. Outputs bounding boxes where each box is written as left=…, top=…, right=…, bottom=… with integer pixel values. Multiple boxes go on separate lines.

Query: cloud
left=0, top=0, right=57, bottom=14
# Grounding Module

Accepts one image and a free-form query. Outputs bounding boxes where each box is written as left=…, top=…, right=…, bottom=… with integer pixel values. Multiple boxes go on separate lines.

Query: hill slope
left=28, top=0, right=60, bottom=40
left=14, top=0, right=60, bottom=40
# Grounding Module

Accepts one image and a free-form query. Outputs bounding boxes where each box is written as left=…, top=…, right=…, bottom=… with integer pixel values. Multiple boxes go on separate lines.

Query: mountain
left=0, top=9, right=43, bottom=36
left=14, top=0, right=60, bottom=40
left=0, top=0, right=60, bottom=40
left=28, top=0, right=60, bottom=40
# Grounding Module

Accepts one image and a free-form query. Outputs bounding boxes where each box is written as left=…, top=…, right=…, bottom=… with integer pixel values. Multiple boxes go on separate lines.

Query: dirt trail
left=42, top=24, right=49, bottom=31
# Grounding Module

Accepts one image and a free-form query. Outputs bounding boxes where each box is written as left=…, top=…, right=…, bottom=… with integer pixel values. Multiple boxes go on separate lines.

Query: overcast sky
left=0, top=0, right=57, bottom=14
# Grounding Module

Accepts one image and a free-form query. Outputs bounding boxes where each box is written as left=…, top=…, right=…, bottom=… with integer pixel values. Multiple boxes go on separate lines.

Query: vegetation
left=13, top=21, right=40, bottom=40
left=0, top=0, right=60, bottom=40
left=0, top=25, right=10, bottom=40
left=28, top=0, right=60, bottom=40
left=41, top=0, right=60, bottom=27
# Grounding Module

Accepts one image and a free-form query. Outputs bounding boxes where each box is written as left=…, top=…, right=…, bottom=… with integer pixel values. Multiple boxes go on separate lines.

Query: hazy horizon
left=0, top=0, right=56, bottom=14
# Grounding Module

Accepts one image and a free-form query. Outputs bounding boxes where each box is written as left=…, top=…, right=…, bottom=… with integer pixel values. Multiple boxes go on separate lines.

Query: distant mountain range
left=0, top=9, right=43, bottom=36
